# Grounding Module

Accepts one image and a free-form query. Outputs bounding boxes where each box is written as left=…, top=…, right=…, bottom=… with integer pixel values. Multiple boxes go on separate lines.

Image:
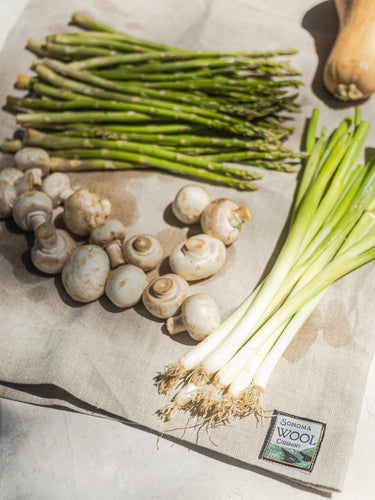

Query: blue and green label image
left=260, top=410, right=326, bottom=472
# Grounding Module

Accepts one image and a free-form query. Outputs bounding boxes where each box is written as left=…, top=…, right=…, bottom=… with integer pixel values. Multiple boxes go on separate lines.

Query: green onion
left=157, top=108, right=375, bottom=424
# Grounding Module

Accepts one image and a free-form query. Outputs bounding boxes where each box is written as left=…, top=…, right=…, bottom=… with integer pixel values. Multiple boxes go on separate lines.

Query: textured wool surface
left=1, top=0, right=374, bottom=492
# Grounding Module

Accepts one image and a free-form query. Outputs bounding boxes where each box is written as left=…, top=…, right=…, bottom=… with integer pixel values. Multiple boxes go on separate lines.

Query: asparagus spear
left=22, top=128, right=261, bottom=180
left=48, top=154, right=258, bottom=190
left=27, top=38, right=118, bottom=59
left=70, top=12, right=185, bottom=53
left=46, top=34, right=149, bottom=54
left=46, top=122, right=205, bottom=135
left=66, top=50, right=299, bottom=71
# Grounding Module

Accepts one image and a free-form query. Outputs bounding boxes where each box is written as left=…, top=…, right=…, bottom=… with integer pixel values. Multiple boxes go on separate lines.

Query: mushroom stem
left=232, top=205, right=252, bottom=225
left=106, top=241, right=126, bottom=268
left=60, top=187, right=75, bottom=203
left=32, top=221, right=76, bottom=274
left=152, top=277, right=174, bottom=297
left=183, top=237, right=207, bottom=256
left=142, top=273, right=190, bottom=319
left=14, top=169, right=42, bottom=195
left=123, top=233, right=163, bottom=271
left=170, top=234, right=226, bottom=280
left=35, top=222, right=58, bottom=250
left=166, top=314, right=186, bottom=335
left=29, top=212, right=48, bottom=232
left=133, top=235, right=152, bottom=253
left=12, top=191, right=53, bottom=231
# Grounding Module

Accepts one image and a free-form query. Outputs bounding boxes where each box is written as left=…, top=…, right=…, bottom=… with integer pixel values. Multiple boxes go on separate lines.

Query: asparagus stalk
left=48, top=153, right=258, bottom=190
left=46, top=34, right=150, bottom=54
left=49, top=122, right=205, bottom=135
left=22, top=128, right=261, bottom=180
left=70, top=13, right=298, bottom=59
left=16, top=109, right=158, bottom=125
left=66, top=51, right=300, bottom=71
left=91, top=64, right=247, bottom=81
left=27, top=38, right=118, bottom=59
left=70, top=12, right=119, bottom=33
left=70, top=12, right=186, bottom=53
left=51, top=122, right=205, bottom=135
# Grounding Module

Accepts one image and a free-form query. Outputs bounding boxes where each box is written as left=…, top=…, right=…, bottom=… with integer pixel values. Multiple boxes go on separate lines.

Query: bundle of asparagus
left=3, top=12, right=303, bottom=190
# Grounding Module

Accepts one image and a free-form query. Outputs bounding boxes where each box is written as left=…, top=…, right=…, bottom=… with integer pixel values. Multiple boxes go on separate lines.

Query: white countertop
left=1, top=2, right=375, bottom=498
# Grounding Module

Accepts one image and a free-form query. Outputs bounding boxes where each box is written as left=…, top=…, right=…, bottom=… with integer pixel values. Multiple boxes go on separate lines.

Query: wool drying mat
left=1, top=0, right=375, bottom=492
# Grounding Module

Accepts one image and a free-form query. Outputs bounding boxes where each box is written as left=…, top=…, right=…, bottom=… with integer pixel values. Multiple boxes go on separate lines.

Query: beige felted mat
left=1, top=0, right=375, bottom=493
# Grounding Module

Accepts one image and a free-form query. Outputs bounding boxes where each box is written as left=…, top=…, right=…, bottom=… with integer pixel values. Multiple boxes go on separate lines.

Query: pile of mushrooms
left=55, top=189, right=165, bottom=308
left=147, top=183, right=253, bottom=342
left=1, top=148, right=252, bottom=345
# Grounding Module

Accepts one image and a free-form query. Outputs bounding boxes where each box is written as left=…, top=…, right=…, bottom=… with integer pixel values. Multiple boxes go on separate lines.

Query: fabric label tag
left=259, top=410, right=326, bottom=473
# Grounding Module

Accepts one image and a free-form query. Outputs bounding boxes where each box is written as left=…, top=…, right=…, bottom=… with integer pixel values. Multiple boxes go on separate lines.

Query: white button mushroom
left=172, top=184, right=211, bottom=224
left=105, top=264, right=147, bottom=308
left=31, top=221, right=76, bottom=274
left=123, top=234, right=163, bottom=272
left=42, top=172, right=75, bottom=207
left=166, top=293, right=221, bottom=341
left=63, top=188, right=111, bottom=236
left=12, top=190, right=53, bottom=231
left=14, top=147, right=50, bottom=177
left=89, top=219, right=126, bottom=268
left=62, top=244, right=110, bottom=303
left=169, top=233, right=226, bottom=281
left=0, top=167, right=43, bottom=217
left=200, top=198, right=252, bottom=245
left=142, top=273, right=190, bottom=319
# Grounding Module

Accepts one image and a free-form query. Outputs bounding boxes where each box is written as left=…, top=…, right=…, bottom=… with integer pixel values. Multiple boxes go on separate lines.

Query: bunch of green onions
left=156, top=108, right=375, bottom=424
left=2, top=12, right=303, bottom=190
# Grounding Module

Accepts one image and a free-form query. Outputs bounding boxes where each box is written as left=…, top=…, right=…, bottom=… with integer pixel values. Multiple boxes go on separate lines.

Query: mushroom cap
left=172, top=184, right=211, bottom=224
left=62, top=244, right=110, bottom=303
left=14, top=147, right=50, bottom=176
left=142, top=273, right=190, bottom=319
left=90, top=219, right=126, bottom=247
left=123, top=234, right=163, bottom=272
left=181, top=293, right=220, bottom=341
left=169, top=233, right=226, bottom=281
left=0, top=180, right=17, bottom=218
left=31, top=222, right=76, bottom=274
left=200, top=198, right=252, bottom=245
left=0, top=167, right=23, bottom=185
left=12, top=190, right=53, bottom=231
left=42, top=172, right=72, bottom=207
left=105, top=264, right=147, bottom=308
left=63, top=188, right=112, bottom=236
